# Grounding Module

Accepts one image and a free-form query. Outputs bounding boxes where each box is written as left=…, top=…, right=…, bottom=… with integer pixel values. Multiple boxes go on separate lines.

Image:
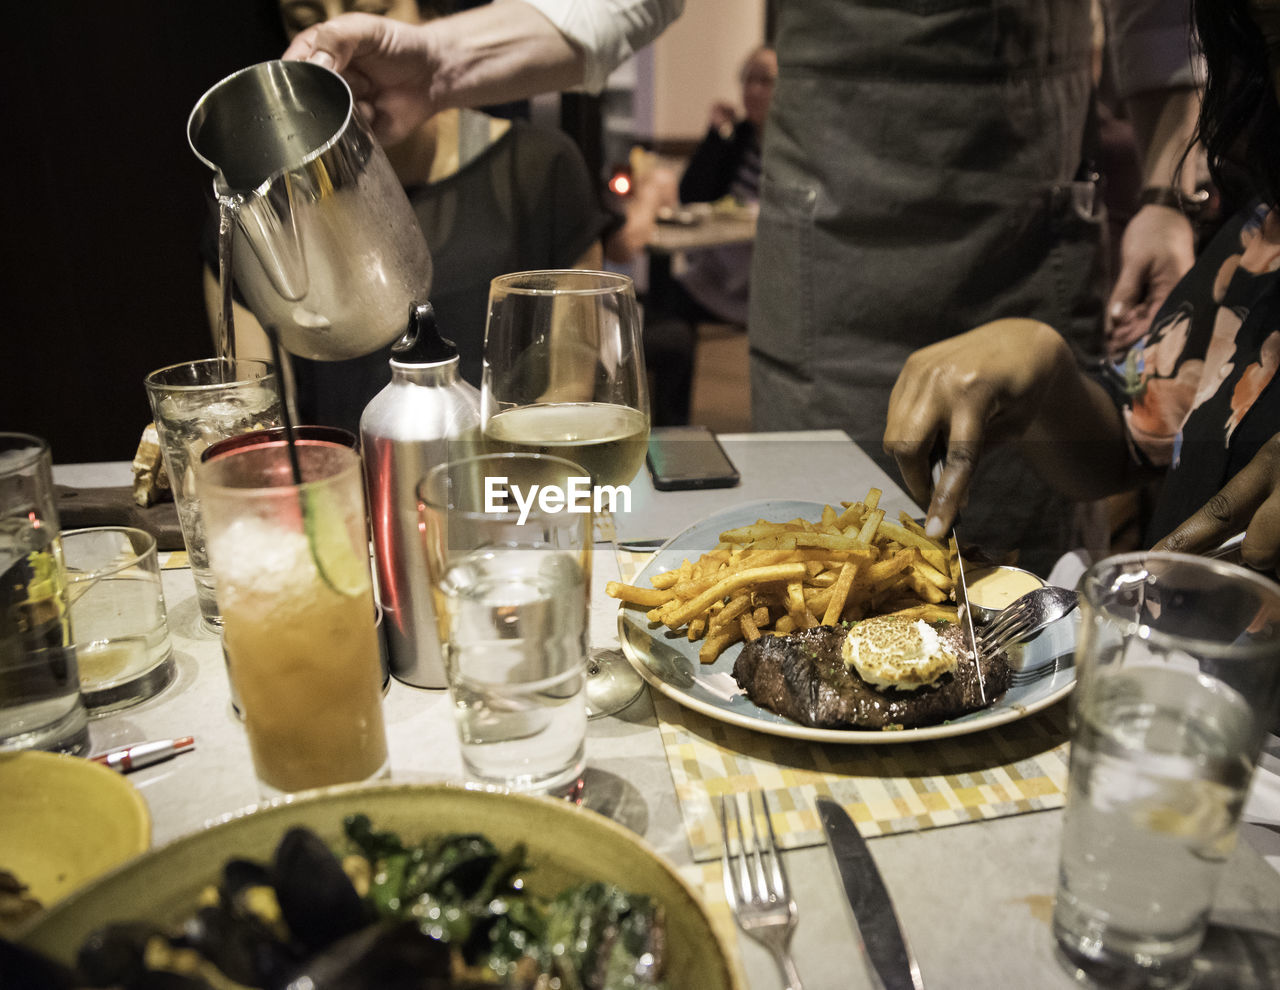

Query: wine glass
left=481, top=270, right=650, bottom=717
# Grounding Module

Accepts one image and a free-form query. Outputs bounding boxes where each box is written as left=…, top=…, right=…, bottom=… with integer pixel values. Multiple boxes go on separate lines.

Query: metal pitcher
left=188, top=60, right=432, bottom=361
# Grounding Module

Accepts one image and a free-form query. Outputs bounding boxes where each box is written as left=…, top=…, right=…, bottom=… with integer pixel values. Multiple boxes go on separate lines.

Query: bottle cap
left=390, top=302, right=458, bottom=366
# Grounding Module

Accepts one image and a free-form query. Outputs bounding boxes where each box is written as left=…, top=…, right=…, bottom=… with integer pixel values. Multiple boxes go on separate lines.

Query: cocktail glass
left=199, top=431, right=388, bottom=795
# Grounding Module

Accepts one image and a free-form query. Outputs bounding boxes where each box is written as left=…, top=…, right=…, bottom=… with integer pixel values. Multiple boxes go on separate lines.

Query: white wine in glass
left=481, top=270, right=650, bottom=717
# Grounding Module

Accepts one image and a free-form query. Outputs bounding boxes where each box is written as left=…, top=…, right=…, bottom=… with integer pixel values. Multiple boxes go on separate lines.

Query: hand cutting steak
left=731, top=623, right=1011, bottom=730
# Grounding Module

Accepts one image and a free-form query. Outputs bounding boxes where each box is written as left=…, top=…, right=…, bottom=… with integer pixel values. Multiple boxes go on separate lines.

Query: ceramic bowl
left=17, top=781, right=738, bottom=988
left=965, top=564, right=1047, bottom=624
left=0, top=750, right=150, bottom=914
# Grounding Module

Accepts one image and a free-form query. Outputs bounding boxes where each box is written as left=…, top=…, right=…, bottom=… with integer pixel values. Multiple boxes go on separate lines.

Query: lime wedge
left=301, top=486, right=369, bottom=597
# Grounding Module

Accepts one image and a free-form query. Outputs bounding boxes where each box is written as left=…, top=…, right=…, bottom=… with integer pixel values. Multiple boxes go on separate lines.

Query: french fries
left=605, top=489, right=961, bottom=663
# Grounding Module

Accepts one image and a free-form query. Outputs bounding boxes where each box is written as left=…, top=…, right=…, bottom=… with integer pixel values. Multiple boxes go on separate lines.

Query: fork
left=720, top=791, right=804, bottom=990
left=978, top=585, right=1079, bottom=656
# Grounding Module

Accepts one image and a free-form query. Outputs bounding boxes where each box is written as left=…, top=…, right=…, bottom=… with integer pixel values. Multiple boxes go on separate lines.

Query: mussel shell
left=128, top=972, right=212, bottom=990
left=271, top=827, right=368, bottom=951
left=221, top=857, right=272, bottom=903
left=74, top=921, right=168, bottom=987
left=283, top=918, right=457, bottom=989
left=177, top=903, right=298, bottom=987
left=0, top=936, right=79, bottom=990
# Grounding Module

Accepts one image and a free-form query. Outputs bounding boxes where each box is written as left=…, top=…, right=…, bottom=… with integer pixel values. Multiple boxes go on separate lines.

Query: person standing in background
left=747, top=0, right=1203, bottom=574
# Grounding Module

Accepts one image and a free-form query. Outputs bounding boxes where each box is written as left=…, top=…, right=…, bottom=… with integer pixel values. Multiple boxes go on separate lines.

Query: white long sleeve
left=522, top=0, right=685, bottom=91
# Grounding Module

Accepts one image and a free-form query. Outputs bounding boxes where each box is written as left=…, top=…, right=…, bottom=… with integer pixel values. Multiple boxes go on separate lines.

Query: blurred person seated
left=203, top=0, right=609, bottom=435
left=639, top=45, right=776, bottom=425
left=883, top=0, right=1280, bottom=579
left=601, top=149, right=694, bottom=427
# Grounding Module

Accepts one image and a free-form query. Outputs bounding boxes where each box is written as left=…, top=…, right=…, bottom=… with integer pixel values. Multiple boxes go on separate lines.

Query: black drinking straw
left=264, top=325, right=303, bottom=486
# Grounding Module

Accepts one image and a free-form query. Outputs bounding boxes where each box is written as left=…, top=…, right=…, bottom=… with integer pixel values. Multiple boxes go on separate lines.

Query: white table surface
left=49, top=432, right=1280, bottom=989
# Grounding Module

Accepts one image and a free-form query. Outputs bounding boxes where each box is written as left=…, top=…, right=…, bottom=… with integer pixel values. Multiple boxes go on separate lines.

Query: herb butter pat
left=841, top=615, right=960, bottom=691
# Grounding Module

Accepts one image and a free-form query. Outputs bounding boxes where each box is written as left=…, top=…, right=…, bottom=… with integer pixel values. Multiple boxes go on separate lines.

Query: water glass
left=143, top=358, right=283, bottom=632
left=1053, top=551, right=1280, bottom=988
left=0, top=433, right=88, bottom=755
left=199, top=432, right=388, bottom=795
left=418, top=452, right=591, bottom=796
left=62, top=526, right=175, bottom=714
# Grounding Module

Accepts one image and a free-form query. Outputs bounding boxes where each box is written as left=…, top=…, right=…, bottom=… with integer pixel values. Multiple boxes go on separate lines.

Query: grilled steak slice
left=731, top=623, right=1010, bottom=730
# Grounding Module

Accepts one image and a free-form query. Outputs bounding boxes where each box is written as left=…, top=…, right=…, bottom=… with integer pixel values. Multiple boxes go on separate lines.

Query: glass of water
left=62, top=526, right=175, bottom=714
left=1053, top=551, right=1280, bottom=988
left=0, top=433, right=88, bottom=755
left=143, top=358, right=283, bottom=631
left=418, top=452, right=591, bottom=797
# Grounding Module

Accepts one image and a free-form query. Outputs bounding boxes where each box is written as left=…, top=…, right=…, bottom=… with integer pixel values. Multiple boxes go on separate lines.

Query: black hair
left=1193, top=0, right=1280, bottom=208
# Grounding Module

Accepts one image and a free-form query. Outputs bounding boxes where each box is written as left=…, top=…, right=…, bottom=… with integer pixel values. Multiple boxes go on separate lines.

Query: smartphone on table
left=646, top=426, right=740, bottom=491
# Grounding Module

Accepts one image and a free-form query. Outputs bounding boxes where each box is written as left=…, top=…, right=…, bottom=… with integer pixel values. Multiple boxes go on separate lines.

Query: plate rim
left=617, top=498, right=1076, bottom=744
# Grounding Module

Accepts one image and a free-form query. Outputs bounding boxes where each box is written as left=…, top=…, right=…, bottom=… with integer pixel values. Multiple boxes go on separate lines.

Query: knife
left=930, top=457, right=985, bottom=703
left=817, top=797, right=924, bottom=990
left=948, top=532, right=986, bottom=704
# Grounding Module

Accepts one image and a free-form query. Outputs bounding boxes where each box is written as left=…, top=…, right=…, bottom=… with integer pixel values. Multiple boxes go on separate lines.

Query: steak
left=731, top=623, right=1010, bottom=731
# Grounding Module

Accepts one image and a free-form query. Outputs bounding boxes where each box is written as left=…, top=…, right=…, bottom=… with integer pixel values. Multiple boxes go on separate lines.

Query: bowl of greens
left=10, top=781, right=738, bottom=989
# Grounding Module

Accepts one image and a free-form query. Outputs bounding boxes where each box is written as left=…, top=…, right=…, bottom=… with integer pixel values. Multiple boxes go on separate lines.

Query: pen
left=91, top=736, right=195, bottom=773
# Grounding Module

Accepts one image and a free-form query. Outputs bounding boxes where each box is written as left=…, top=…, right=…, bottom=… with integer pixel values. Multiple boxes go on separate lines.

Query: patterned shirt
left=1101, top=203, right=1280, bottom=544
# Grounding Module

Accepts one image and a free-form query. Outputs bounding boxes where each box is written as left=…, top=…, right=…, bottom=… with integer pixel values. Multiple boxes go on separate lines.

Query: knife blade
left=817, top=797, right=924, bottom=990
left=930, top=456, right=985, bottom=703
left=948, top=532, right=986, bottom=704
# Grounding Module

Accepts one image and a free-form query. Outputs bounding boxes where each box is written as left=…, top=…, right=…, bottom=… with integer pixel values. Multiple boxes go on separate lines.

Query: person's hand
left=709, top=101, right=737, bottom=136
left=1153, top=433, right=1280, bottom=576
left=1106, top=204, right=1196, bottom=356
left=283, top=13, right=440, bottom=146
left=883, top=318, right=1073, bottom=539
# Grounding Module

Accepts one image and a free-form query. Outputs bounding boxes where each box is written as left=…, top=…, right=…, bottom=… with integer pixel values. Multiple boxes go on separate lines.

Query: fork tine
left=982, top=602, right=1030, bottom=641
left=982, top=615, right=1033, bottom=651
left=733, top=794, right=755, bottom=902
left=748, top=793, right=772, bottom=904
left=720, top=795, right=740, bottom=910
left=759, top=791, right=791, bottom=902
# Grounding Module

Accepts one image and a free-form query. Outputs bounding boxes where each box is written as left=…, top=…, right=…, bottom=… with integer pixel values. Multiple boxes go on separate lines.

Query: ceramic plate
left=0, top=751, right=151, bottom=912
left=18, top=781, right=737, bottom=989
left=618, top=499, right=1077, bottom=744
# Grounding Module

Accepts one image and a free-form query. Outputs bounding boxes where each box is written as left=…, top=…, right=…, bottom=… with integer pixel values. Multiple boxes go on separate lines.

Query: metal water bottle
left=360, top=303, right=480, bottom=688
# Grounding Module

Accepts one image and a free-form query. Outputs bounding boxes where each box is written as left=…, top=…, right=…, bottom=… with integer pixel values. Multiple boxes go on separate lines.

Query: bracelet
left=1138, top=185, right=1210, bottom=218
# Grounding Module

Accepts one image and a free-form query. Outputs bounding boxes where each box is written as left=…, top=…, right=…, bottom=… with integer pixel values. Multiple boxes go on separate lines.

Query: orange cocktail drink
left=200, top=432, right=388, bottom=793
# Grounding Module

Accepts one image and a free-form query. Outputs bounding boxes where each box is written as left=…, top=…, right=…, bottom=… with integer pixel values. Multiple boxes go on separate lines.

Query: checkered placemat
left=159, top=550, right=189, bottom=570
left=654, top=693, right=1071, bottom=862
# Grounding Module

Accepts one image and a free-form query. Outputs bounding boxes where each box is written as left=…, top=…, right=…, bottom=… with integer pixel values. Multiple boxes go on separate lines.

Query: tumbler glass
left=63, top=526, right=175, bottom=713
left=418, top=452, right=591, bottom=796
left=199, top=431, right=388, bottom=795
left=1053, top=551, right=1280, bottom=988
left=0, top=433, right=88, bottom=755
left=144, top=358, right=283, bottom=631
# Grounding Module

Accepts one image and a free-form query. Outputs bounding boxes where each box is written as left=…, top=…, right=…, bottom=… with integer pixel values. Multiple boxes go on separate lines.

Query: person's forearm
left=1126, top=86, right=1203, bottom=194
left=427, top=1, right=586, bottom=111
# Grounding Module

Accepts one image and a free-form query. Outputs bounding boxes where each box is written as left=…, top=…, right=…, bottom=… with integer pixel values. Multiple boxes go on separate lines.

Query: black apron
left=750, top=0, right=1106, bottom=574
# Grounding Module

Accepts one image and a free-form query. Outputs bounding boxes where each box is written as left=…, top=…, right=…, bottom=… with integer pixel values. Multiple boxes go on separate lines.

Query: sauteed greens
left=45, top=815, right=669, bottom=990
left=344, top=814, right=669, bottom=987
